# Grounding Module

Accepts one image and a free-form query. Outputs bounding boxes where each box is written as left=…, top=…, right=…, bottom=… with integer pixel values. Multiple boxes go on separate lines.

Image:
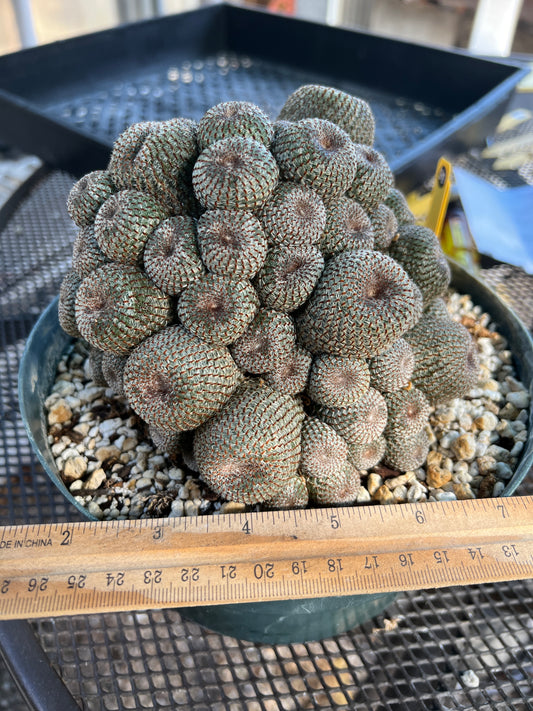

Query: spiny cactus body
left=123, top=325, right=241, bottom=432
left=406, top=300, right=480, bottom=404
left=271, top=118, right=357, bottom=199
left=389, top=224, right=451, bottom=306
left=196, top=209, right=267, bottom=280
left=260, top=181, right=326, bottom=247
left=297, top=249, right=423, bottom=358
left=348, top=436, right=386, bottom=471
left=192, top=136, right=279, bottom=211
left=320, top=197, right=374, bottom=256
left=197, top=101, right=274, bottom=151
left=74, top=263, right=172, bottom=354
left=254, top=245, right=324, bottom=313
left=177, top=273, right=259, bottom=346
left=384, top=429, right=431, bottom=472
left=369, top=203, right=398, bottom=251
left=347, top=145, right=394, bottom=211
left=368, top=338, right=415, bottom=393
left=264, top=346, right=312, bottom=396
left=67, top=170, right=116, bottom=227
left=277, top=84, right=375, bottom=146
left=60, top=84, right=480, bottom=511
left=307, top=354, right=370, bottom=409
left=143, top=216, right=204, bottom=294
left=193, top=381, right=304, bottom=504
left=316, top=387, right=388, bottom=447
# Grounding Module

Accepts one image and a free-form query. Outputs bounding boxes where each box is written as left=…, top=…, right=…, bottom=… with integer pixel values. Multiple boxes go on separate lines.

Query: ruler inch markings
left=0, top=496, right=531, bottom=620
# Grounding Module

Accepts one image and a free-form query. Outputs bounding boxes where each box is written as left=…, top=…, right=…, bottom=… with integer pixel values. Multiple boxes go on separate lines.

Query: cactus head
left=297, top=249, right=423, bottom=358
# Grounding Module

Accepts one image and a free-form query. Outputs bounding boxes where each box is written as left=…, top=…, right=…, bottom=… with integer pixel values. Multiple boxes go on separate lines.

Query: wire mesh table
left=0, top=165, right=531, bottom=711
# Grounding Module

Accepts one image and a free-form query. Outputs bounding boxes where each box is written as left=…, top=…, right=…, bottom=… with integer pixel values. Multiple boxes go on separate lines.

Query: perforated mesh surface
left=0, top=172, right=78, bottom=527
left=0, top=174, right=532, bottom=709
left=30, top=576, right=533, bottom=711
left=43, top=52, right=451, bottom=166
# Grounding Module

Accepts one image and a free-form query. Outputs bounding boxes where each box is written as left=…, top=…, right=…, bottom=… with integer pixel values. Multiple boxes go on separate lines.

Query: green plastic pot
left=19, top=261, right=533, bottom=643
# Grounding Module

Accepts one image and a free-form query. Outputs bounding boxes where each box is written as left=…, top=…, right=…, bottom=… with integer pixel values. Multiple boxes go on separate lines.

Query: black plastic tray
left=0, top=3, right=527, bottom=190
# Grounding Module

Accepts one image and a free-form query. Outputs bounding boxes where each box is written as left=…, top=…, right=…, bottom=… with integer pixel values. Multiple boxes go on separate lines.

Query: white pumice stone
left=356, top=488, right=371, bottom=503
left=493, top=481, right=505, bottom=497
left=432, top=490, right=457, bottom=502
left=87, top=501, right=104, bottom=519
left=461, top=670, right=480, bottom=689
left=506, top=391, right=530, bottom=409
left=495, top=462, right=514, bottom=480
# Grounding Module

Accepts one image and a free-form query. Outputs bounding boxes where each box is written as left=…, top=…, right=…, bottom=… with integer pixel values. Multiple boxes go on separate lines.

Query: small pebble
left=87, top=501, right=104, bottom=519
left=426, top=465, right=452, bottom=489
left=184, top=500, right=199, bottom=516
left=506, top=391, right=530, bottom=409
left=47, top=400, right=72, bottom=425
left=453, top=483, right=475, bottom=500
left=52, top=380, right=76, bottom=397
left=461, top=669, right=480, bottom=689
left=170, top=499, right=184, bottom=517
left=439, top=431, right=460, bottom=450
left=486, top=444, right=511, bottom=462
left=385, top=473, right=414, bottom=490
left=391, top=484, right=408, bottom=502
left=366, top=473, right=382, bottom=496
left=135, top=477, right=153, bottom=490
left=473, top=412, right=498, bottom=431
left=84, top=468, right=107, bottom=491
left=458, top=413, right=473, bottom=431
left=450, top=434, right=477, bottom=461
left=476, top=455, right=496, bottom=475
left=406, top=481, right=426, bottom=502
left=453, top=470, right=472, bottom=485
left=63, top=456, right=88, bottom=483
left=432, top=490, right=457, bottom=502
left=168, top=467, right=184, bottom=481
left=95, top=445, right=121, bottom=463
left=477, top=473, right=497, bottom=498
left=495, top=462, right=514, bottom=480
left=51, top=441, right=67, bottom=457
left=426, top=451, right=443, bottom=468
left=453, top=460, right=469, bottom=476
left=373, top=485, right=395, bottom=505
left=499, top=402, right=519, bottom=420
left=493, top=481, right=505, bottom=497
left=78, top=385, right=105, bottom=403
left=73, top=423, right=91, bottom=437
left=356, top=488, right=371, bottom=504
left=61, top=446, right=81, bottom=462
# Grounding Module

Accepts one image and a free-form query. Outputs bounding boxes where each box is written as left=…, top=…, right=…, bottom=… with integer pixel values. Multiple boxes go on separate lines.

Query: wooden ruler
left=1, top=496, right=531, bottom=620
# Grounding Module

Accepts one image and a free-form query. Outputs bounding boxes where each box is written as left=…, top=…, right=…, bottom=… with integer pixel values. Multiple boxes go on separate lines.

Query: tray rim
left=0, top=2, right=528, bottom=185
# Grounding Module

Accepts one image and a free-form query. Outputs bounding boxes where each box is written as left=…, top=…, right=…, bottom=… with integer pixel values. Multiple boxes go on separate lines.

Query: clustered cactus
left=59, top=84, right=480, bottom=509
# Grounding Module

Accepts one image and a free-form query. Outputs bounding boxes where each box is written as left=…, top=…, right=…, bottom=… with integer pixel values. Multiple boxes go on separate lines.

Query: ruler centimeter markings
left=0, top=496, right=531, bottom=620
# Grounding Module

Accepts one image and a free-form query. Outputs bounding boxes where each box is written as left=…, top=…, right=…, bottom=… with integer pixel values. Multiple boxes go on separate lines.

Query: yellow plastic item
left=406, top=157, right=480, bottom=273
left=424, top=157, right=453, bottom=237
left=406, top=157, right=452, bottom=236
